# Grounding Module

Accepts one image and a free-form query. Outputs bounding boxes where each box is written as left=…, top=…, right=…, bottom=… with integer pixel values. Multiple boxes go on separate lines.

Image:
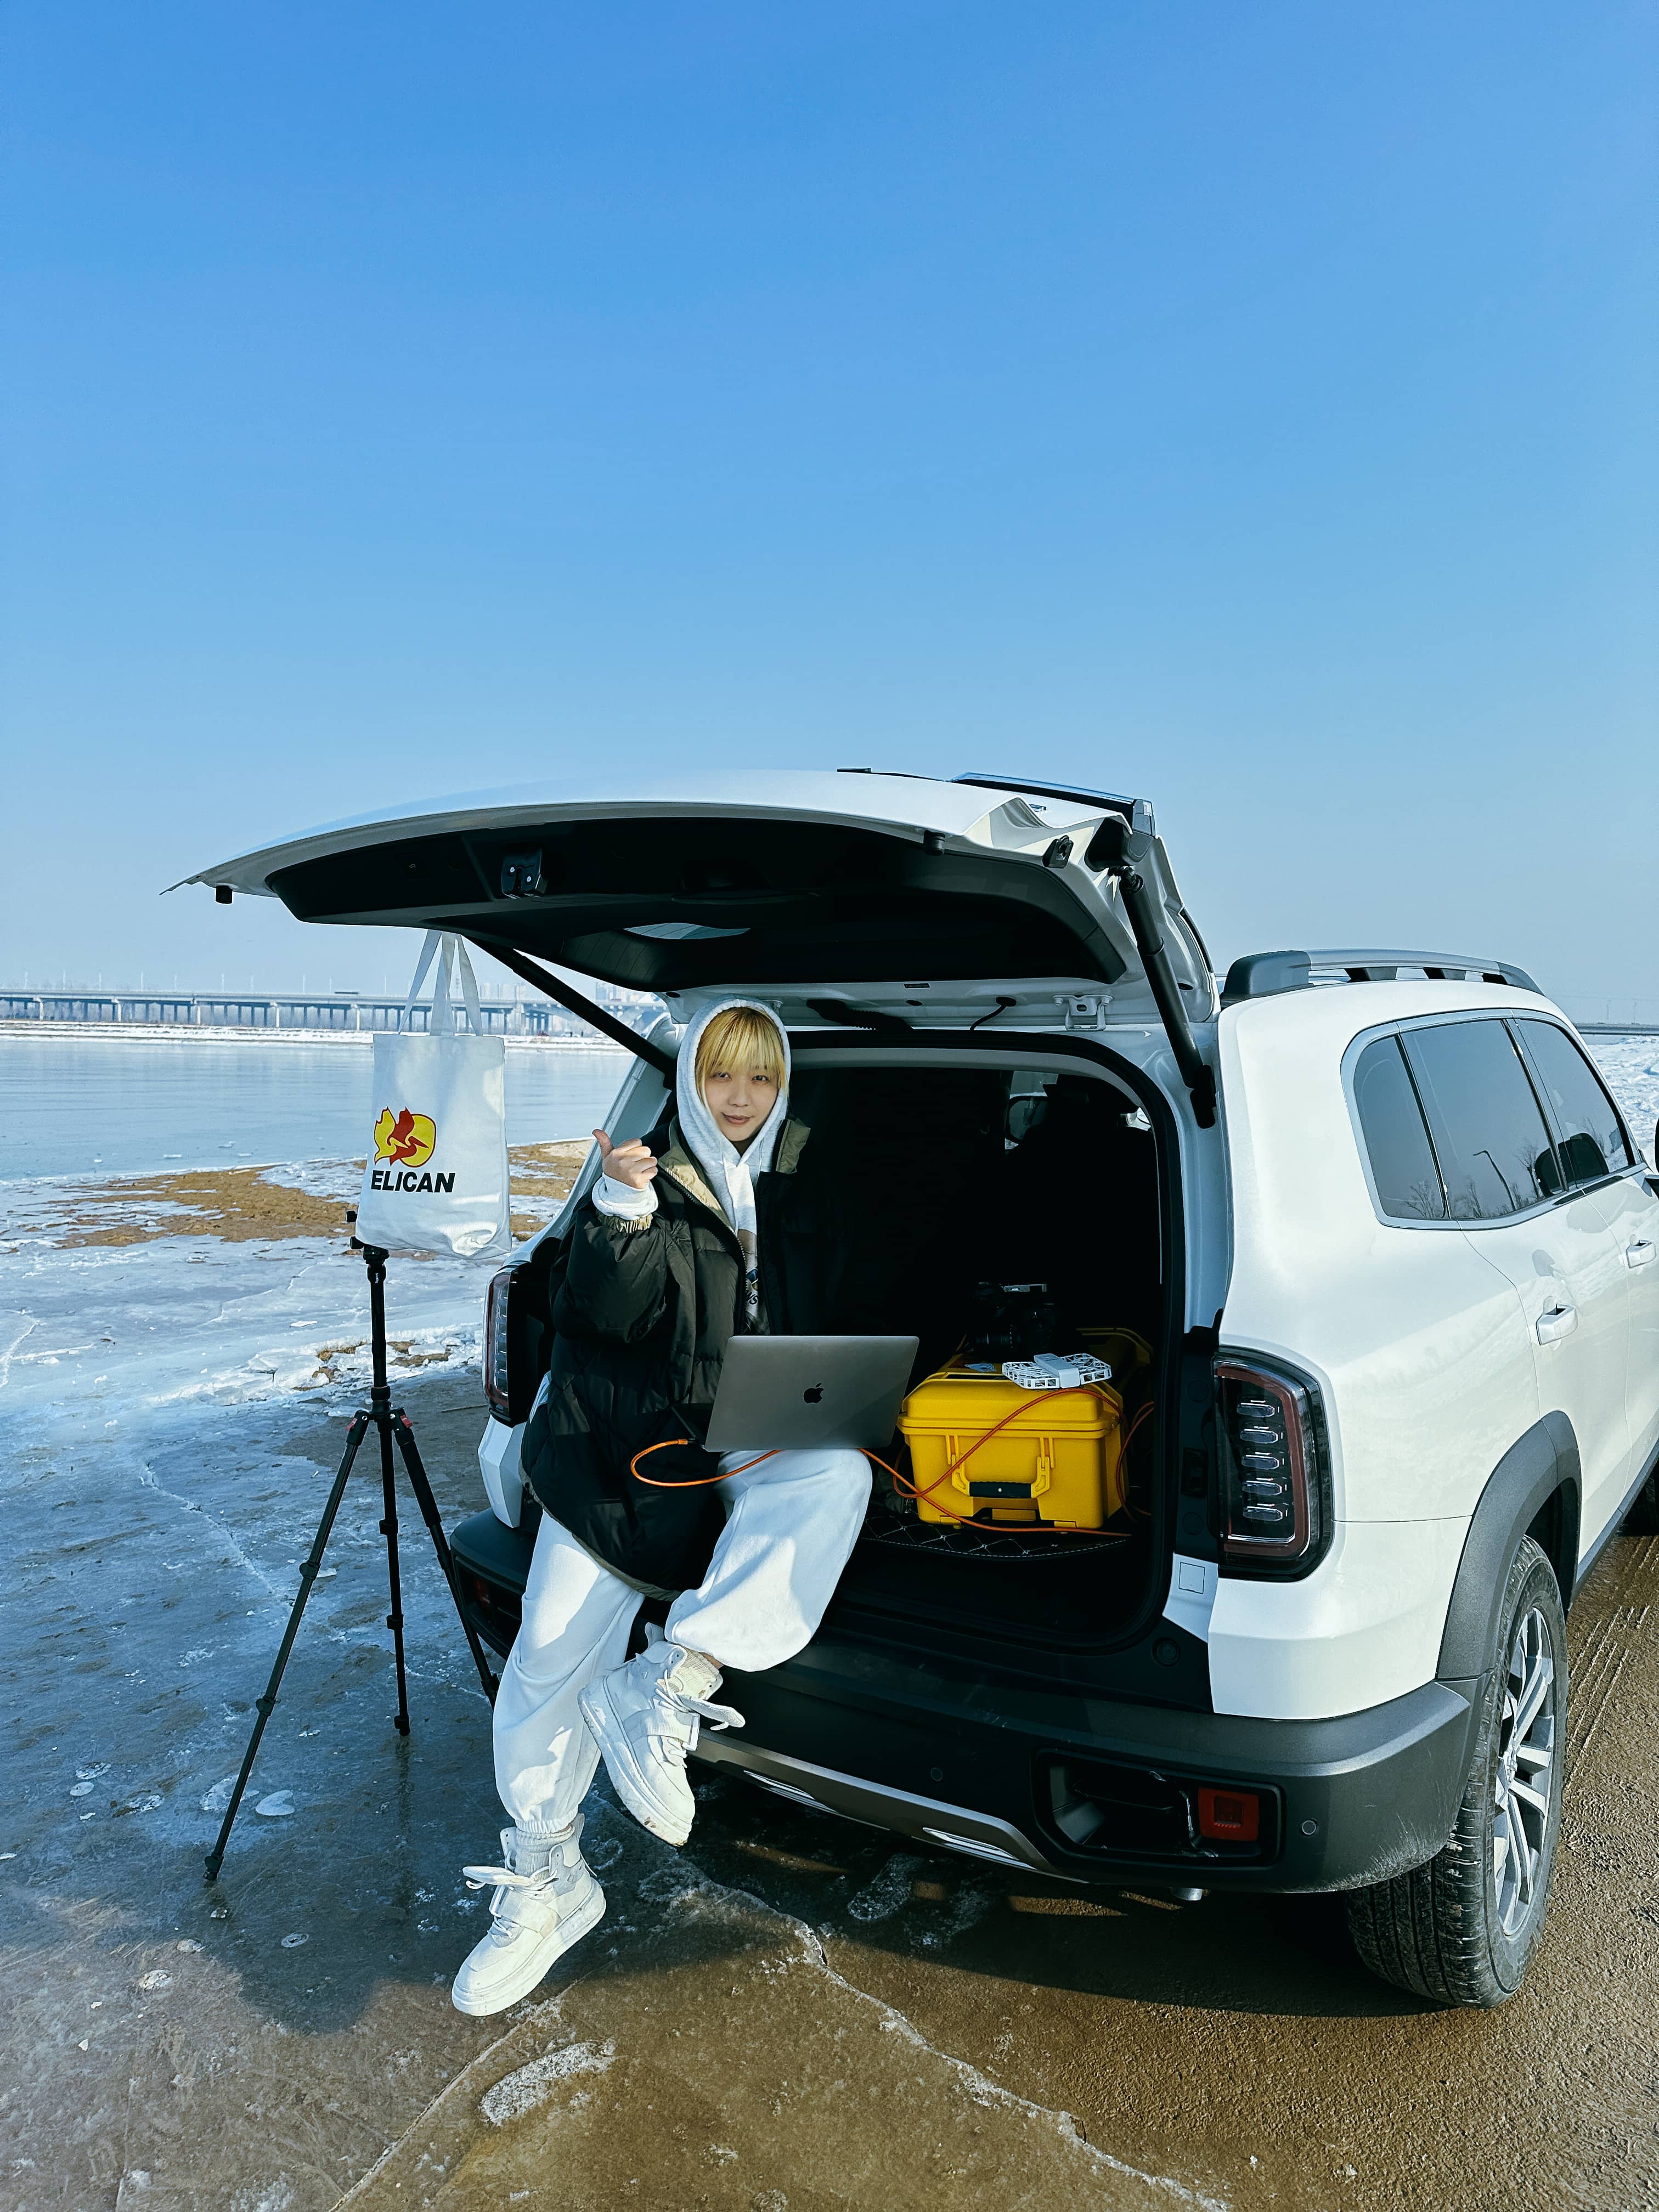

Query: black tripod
left=205, top=1237, right=499, bottom=1881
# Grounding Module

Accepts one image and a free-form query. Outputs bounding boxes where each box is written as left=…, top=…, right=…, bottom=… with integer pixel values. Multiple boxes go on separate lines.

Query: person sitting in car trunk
left=452, top=998, right=868, bottom=2017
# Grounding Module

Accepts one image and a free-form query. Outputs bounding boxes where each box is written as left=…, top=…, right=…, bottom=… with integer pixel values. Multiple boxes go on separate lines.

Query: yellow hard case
left=898, top=1367, right=1124, bottom=1528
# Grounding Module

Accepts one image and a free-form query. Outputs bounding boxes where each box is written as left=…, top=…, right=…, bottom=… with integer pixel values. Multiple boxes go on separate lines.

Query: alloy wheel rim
left=1491, top=1602, right=1556, bottom=1939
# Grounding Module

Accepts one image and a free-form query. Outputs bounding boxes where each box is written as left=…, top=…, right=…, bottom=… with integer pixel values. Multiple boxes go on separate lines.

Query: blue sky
left=5, top=3, right=1655, bottom=1007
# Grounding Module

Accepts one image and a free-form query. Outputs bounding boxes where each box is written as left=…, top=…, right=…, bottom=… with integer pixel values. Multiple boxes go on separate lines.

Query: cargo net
left=862, top=1511, right=1129, bottom=1564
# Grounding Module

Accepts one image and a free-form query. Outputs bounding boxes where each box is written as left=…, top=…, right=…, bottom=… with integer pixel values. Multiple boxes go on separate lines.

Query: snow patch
left=230, top=2181, right=295, bottom=2212
left=479, top=2039, right=616, bottom=2126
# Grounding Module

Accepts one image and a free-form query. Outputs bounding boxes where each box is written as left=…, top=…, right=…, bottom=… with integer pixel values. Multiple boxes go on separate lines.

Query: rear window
left=1516, top=1020, right=1633, bottom=1186
left=1402, top=1019, right=1559, bottom=1222
left=1353, top=1036, right=1445, bottom=1220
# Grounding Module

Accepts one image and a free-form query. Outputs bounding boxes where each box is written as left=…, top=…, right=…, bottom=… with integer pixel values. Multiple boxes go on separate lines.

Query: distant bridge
left=5, top=989, right=1651, bottom=1040
left=0, top=990, right=644, bottom=1039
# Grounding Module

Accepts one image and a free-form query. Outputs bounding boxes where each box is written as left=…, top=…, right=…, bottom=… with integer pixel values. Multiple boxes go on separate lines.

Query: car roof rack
left=951, top=772, right=1139, bottom=817
left=1222, top=947, right=1541, bottom=1006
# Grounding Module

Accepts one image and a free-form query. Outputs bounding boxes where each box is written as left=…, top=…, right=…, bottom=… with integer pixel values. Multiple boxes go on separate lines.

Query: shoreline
left=0, top=1141, right=589, bottom=1243
left=0, top=1020, right=629, bottom=1051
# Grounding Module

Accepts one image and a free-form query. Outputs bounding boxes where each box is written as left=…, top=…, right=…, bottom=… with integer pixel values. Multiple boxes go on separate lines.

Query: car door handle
left=1536, top=1303, right=1578, bottom=1344
left=1627, top=1240, right=1656, bottom=1268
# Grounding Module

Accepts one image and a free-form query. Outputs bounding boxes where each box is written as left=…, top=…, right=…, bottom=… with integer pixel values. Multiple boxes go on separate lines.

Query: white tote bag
left=354, top=933, right=512, bottom=1262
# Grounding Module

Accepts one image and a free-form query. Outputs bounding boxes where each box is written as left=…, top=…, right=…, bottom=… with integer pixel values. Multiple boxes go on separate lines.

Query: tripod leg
left=378, top=1402, right=411, bottom=1736
left=391, top=1408, right=500, bottom=1703
left=205, top=1410, right=370, bottom=1881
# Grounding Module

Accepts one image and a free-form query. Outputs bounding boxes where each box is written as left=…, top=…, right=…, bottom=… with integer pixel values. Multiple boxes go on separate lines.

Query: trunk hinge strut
left=467, top=939, right=679, bottom=1079
left=1084, top=814, right=1217, bottom=1128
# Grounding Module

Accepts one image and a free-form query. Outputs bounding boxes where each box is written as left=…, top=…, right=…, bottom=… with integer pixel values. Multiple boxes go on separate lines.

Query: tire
left=1346, top=1534, right=1566, bottom=2008
left=1623, top=1465, right=1659, bottom=1535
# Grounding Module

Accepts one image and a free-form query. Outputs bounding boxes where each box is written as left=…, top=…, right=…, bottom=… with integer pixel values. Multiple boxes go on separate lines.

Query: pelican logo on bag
left=374, top=1107, right=436, bottom=1165
left=370, top=1107, right=454, bottom=1193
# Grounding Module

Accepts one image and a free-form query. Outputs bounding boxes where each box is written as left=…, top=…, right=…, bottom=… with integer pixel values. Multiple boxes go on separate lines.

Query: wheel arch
left=1436, top=1412, right=1581, bottom=1681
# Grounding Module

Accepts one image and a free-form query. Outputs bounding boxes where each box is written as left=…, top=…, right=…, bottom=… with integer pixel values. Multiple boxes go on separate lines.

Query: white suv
left=201, top=769, right=1659, bottom=2007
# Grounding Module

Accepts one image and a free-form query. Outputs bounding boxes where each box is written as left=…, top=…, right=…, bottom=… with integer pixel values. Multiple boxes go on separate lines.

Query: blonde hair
left=695, top=1006, right=786, bottom=1094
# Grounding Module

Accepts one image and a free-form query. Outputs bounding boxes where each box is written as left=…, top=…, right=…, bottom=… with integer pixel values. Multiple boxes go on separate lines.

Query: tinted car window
left=1353, top=1036, right=1444, bottom=1219
left=1517, top=1020, right=1633, bottom=1184
left=1403, top=1020, right=1559, bottom=1221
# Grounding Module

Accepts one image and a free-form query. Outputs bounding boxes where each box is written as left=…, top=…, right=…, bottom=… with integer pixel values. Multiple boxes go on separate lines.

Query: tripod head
left=345, top=1209, right=387, bottom=1260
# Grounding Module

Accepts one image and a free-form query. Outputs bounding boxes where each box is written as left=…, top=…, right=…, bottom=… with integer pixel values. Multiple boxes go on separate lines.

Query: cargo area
left=469, top=1041, right=1183, bottom=1677
left=766, top=1050, right=1176, bottom=1658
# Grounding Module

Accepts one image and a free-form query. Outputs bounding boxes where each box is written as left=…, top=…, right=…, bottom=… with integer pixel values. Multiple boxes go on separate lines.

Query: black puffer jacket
left=521, top=1115, right=851, bottom=1595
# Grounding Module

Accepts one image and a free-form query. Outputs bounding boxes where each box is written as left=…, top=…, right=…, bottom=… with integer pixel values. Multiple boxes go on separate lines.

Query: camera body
left=966, top=1280, right=1059, bottom=1361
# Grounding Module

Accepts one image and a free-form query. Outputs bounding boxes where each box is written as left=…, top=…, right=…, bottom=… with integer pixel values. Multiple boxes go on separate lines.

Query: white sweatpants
left=492, top=1445, right=871, bottom=1836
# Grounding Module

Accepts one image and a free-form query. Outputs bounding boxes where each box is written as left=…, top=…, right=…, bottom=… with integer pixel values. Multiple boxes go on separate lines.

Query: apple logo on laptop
left=803, top=1384, right=824, bottom=1403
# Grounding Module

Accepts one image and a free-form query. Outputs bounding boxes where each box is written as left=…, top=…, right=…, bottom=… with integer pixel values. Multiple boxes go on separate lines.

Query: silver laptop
left=704, top=1335, right=919, bottom=1454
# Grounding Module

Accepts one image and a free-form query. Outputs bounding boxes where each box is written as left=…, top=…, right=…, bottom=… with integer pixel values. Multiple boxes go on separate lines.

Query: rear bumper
left=449, top=1508, right=1481, bottom=1894
left=717, top=1645, right=1482, bottom=1893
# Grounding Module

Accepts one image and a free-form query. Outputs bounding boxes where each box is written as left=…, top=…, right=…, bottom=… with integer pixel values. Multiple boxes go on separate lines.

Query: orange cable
left=629, top=1438, right=775, bottom=1488
left=1115, top=1397, right=1156, bottom=1521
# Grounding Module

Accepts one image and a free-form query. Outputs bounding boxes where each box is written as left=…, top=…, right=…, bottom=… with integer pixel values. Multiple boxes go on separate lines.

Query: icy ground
left=1, top=1166, right=504, bottom=1429
left=0, top=1160, right=1203, bottom=2208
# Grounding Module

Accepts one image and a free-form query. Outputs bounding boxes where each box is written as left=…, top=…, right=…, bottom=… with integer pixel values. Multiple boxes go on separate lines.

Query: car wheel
left=1346, top=1534, right=1566, bottom=2008
left=1622, top=1464, right=1659, bottom=1534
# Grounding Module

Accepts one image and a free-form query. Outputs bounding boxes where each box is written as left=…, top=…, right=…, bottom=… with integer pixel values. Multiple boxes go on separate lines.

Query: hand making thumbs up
left=593, top=1129, right=658, bottom=1192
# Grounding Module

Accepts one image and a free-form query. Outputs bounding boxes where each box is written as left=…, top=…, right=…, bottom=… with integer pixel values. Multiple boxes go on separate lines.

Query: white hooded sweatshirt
left=591, top=999, right=792, bottom=1328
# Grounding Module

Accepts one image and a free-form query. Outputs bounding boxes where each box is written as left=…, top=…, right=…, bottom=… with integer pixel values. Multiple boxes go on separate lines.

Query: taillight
left=1214, top=1357, right=1327, bottom=1573
left=483, top=1267, right=514, bottom=1423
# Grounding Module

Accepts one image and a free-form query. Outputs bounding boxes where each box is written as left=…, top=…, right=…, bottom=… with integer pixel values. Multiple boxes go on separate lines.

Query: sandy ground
left=2, top=1370, right=1656, bottom=2212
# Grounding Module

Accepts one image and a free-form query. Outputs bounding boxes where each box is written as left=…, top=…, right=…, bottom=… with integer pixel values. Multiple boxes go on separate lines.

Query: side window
left=1352, top=1035, right=1445, bottom=1220
left=1515, top=1020, right=1633, bottom=1186
left=1402, top=1020, right=1560, bottom=1222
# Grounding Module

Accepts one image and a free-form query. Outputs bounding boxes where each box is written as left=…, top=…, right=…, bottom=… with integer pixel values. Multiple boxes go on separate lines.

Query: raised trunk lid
left=185, top=770, right=1213, bottom=1028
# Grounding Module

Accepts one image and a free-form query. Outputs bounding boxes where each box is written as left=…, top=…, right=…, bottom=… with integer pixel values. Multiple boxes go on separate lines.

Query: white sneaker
left=578, top=1634, right=744, bottom=1847
left=449, top=1815, right=605, bottom=2017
